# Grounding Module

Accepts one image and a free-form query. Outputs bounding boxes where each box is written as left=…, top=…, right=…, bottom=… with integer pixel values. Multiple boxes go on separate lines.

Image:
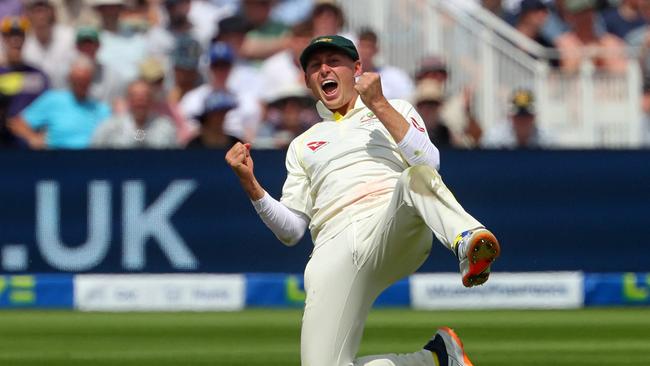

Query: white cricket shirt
left=280, top=97, right=429, bottom=245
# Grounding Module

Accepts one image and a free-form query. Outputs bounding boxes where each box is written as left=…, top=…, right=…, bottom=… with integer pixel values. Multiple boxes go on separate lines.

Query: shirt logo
left=307, top=141, right=329, bottom=152
left=410, top=117, right=425, bottom=133
left=360, top=112, right=377, bottom=123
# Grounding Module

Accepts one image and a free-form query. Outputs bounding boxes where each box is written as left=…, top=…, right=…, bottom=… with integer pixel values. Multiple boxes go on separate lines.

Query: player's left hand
left=354, top=72, right=388, bottom=110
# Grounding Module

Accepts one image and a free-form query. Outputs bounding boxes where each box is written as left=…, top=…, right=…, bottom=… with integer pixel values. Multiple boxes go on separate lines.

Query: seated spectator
left=625, top=0, right=650, bottom=75
left=213, top=15, right=263, bottom=98
left=514, top=0, right=553, bottom=50
left=180, top=41, right=262, bottom=142
left=260, top=20, right=313, bottom=99
left=0, top=16, right=49, bottom=148
left=256, top=83, right=317, bottom=149
left=240, top=0, right=289, bottom=60
left=147, top=0, right=201, bottom=61
left=185, top=90, right=240, bottom=148
left=93, top=0, right=148, bottom=82
left=22, top=0, right=75, bottom=89
left=138, top=56, right=193, bottom=144
left=481, top=89, right=553, bottom=149
left=92, top=79, right=177, bottom=148
left=600, top=0, right=644, bottom=40
left=415, top=56, right=483, bottom=148
left=310, top=0, right=355, bottom=41
left=74, top=26, right=129, bottom=107
left=8, top=55, right=110, bottom=149
left=169, top=34, right=202, bottom=103
left=412, top=79, right=453, bottom=148
left=540, top=0, right=626, bottom=72
left=357, top=27, right=414, bottom=100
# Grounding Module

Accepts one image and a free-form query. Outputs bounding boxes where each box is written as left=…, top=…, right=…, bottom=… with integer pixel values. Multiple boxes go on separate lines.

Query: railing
left=339, top=0, right=644, bottom=148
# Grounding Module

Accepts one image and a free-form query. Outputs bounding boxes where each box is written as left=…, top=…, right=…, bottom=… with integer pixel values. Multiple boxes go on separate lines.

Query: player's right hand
left=225, top=142, right=255, bottom=181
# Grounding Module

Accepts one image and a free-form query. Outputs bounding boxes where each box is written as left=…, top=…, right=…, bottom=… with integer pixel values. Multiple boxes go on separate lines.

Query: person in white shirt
left=356, top=27, right=414, bottom=100
left=22, top=0, right=75, bottom=89
left=225, top=35, right=500, bottom=366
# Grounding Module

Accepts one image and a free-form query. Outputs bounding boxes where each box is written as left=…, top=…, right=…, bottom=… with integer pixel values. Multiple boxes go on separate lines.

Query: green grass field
left=1, top=308, right=649, bottom=365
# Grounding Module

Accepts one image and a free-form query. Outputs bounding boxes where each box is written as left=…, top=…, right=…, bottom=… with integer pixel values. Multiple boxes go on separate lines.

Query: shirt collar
left=316, top=95, right=366, bottom=122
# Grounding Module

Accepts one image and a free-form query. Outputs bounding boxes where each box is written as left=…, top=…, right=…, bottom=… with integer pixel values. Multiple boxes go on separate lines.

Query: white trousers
left=301, top=165, right=482, bottom=366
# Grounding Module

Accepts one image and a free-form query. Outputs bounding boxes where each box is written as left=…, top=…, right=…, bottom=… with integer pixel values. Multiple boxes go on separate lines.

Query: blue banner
left=584, top=273, right=650, bottom=306
left=0, top=274, right=73, bottom=308
left=0, top=149, right=649, bottom=273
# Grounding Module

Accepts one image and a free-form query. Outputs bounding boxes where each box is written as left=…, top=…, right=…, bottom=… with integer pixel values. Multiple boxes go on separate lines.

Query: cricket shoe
left=453, top=228, right=500, bottom=287
left=423, top=327, right=473, bottom=366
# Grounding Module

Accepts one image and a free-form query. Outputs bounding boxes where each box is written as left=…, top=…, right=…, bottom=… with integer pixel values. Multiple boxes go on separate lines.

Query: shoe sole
left=438, top=327, right=474, bottom=366
left=462, top=231, right=500, bottom=287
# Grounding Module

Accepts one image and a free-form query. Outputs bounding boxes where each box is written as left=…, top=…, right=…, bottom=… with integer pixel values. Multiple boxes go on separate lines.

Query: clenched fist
left=225, top=142, right=255, bottom=181
left=354, top=72, right=388, bottom=111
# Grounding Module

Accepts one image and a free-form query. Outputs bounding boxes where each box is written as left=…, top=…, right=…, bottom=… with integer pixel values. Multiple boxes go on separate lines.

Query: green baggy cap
left=299, top=35, right=359, bottom=70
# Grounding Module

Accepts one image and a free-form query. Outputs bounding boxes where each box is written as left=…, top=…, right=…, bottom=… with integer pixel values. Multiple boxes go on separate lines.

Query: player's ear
left=354, top=61, right=362, bottom=77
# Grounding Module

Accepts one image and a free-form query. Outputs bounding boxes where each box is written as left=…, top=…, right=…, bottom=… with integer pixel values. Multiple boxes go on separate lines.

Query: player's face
left=304, top=49, right=361, bottom=113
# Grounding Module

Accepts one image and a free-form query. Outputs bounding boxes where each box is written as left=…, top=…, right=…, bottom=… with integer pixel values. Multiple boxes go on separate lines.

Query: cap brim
left=300, top=43, right=357, bottom=70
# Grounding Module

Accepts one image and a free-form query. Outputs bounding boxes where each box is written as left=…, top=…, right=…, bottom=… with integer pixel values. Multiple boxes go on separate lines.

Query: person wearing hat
left=180, top=41, right=262, bottom=143
left=413, top=79, right=453, bottom=148
left=185, top=90, right=240, bottom=148
left=74, top=25, right=129, bottom=107
left=0, top=15, right=50, bottom=147
left=225, top=35, right=501, bottom=366
left=22, top=0, right=76, bottom=90
left=481, top=88, right=553, bottom=149
left=169, top=34, right=202, bottom=103
left=255, top=82, right=317, bottom=149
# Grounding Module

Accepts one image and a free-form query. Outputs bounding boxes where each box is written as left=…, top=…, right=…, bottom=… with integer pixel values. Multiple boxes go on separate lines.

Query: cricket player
left=225, top=35, right=500, bottom=366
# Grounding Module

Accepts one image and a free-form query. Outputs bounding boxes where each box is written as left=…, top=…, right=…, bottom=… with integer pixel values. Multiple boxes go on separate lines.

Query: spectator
left=256, top=82, right=317, bottom=149
left=169, top=34, right=202, bottom=103
left=8, top=55, right=110, bottom=149
left=147, top=0, right=200, bottom=60
left=22, top=0, right=75, bottom=89
left=180, top=41, right=262, bottom=142
left=74, top=26, right=129, bottom=107
left=187, top=0, right=234, bottom=47
left=92, top=79, right=177, bottom=148
left=540, top=0, right=627, bottom=72
left=625, top=0, right=650, bottom=75
left=240, top=0, right=290, bottom=60
left=415, top=56, right=483, bottom=148
left=311, top=0, right=344, bottom=37
left=185, top=89, right=240, bottom=148
left=357, top=27, right=414, bottom=100
left=412, top=79, right=453, bottom=148
left=213, top=15, right=263, bottom=98
left=93, top=0, right=149, bottom=82
left=514, top=0, right=553, bottom=49
left=0, top=16, right=49, bottom=148
left=600, top=0, right=644, bottom=40
left=260, top=20, right=312, bottom=99
left=481, top=89, right=553, bottom=149
left=138, top=56, right=193, bottom=144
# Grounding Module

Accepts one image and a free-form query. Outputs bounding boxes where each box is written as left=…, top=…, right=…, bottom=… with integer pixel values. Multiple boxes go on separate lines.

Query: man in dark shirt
left=185, top=90, right=240, bottom=149
left=0, top=16, right=49, bottom=147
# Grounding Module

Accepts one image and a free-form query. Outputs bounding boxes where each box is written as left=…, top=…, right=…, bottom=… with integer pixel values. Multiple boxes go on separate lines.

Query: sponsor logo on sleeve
left=306, top=141, right=329, bottom=152
left=410, top=117, right=426, bottom=133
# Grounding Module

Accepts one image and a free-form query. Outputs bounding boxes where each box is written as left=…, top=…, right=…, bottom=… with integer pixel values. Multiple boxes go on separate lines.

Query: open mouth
left=321, top=79, right=338, bottom=97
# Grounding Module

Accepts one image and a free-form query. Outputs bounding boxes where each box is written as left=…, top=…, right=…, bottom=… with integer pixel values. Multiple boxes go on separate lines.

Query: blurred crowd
left=0, top=0, right=648, bottom=150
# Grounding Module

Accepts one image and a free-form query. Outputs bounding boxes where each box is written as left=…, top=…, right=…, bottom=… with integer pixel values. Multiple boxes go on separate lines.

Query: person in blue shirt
left=8, top=55, right=110, bottom=149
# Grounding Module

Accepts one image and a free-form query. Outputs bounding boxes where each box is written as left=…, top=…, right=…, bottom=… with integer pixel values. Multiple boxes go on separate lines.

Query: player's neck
left=330, top=94, right=359, bottom=117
